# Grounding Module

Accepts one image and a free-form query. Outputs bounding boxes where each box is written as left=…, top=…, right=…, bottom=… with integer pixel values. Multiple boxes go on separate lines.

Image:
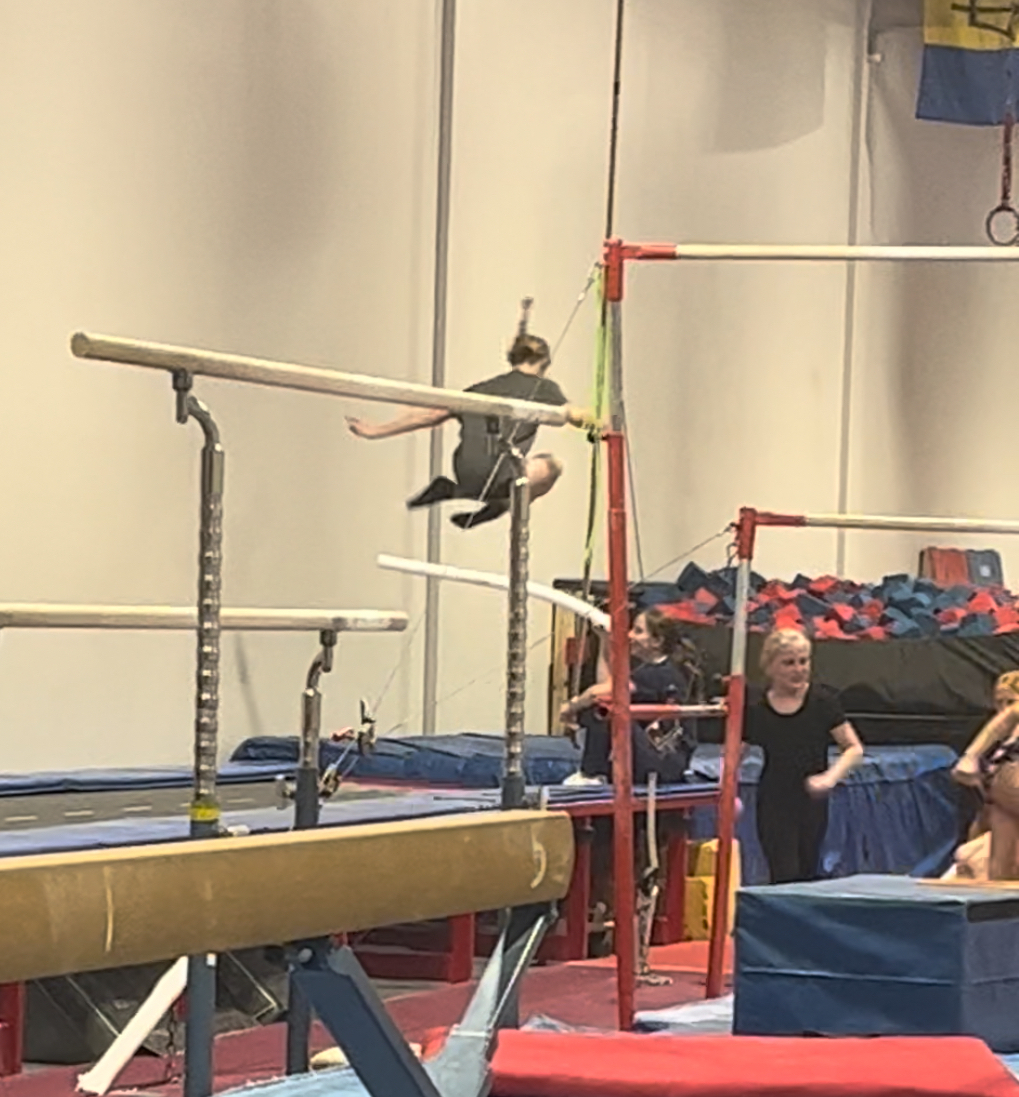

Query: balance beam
left=0, top=809, right=573, bottom=984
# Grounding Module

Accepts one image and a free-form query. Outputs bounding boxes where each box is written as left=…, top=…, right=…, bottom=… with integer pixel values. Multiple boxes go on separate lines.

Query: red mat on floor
left=488, top=1032, right=1019, bottom=1097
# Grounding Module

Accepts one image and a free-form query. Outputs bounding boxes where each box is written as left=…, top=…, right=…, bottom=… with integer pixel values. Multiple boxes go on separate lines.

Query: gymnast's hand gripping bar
left=0, top=604, right=408, bottom=632
left=70, top=333, right=576, bottom=427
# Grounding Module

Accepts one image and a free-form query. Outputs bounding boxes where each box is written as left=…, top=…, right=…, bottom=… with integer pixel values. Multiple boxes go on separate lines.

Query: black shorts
left=452, top=451, right=515, bottom=501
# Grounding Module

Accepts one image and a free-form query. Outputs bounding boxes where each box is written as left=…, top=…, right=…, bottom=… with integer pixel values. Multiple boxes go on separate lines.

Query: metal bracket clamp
left=293, top=901, right=557, bottom=1097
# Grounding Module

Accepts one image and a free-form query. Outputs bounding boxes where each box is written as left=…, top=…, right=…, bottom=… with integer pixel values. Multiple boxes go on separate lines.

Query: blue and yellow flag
left=917, top=0, right=1019, bottom=125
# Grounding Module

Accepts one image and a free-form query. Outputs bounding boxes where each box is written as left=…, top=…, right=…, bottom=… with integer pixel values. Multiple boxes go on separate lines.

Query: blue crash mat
left=0, top=760, right=291, bottom=798
left=0, top=789, right=493, bottom=859
left=734, top=874, right=1019, bottom=1052
left=0, top=781, right=717, bottom=860
left=233, top=732, right=582, bottom=788
left=689, top=742, right=960, bottom=884
left=234, top=734, right=961, bottom=883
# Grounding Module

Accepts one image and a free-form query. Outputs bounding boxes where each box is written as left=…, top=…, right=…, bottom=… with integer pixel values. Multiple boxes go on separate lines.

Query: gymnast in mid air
left=346, top=301, right=576, bottom=530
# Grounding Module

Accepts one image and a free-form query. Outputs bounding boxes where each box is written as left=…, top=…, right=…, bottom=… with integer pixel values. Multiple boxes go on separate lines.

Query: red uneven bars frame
left=605, top=428, right=636, bottom=1029
left=602, top=235, right=1019, bottom=1007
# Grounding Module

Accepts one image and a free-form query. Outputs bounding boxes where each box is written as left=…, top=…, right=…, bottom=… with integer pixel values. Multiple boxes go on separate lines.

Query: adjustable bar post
left=287, top=628, right=338, bottom=1074
left=172, top=370, right=225, bottom=1097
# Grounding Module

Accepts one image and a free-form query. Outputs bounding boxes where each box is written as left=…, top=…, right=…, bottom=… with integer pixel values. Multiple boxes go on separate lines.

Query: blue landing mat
left=233, top=734, right=962, bottom=884
left=0, top=781, right=717, bottom=859
left=0, top=760, right=290, bottom=797
left=0, top=789, right=492, bottom=858
left=233, top=732, right=582, bottom=788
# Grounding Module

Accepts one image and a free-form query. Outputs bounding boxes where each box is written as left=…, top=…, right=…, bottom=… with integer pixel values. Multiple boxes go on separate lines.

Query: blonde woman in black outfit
left=746, top=629, right=864, bottom=884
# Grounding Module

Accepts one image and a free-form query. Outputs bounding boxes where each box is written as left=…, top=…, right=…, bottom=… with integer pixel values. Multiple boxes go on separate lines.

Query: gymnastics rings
left=985, top=202, right=1019, bottom=247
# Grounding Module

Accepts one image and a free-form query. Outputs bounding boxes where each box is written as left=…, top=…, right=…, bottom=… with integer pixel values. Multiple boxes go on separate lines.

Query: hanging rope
left=986, top=9, right=1019, bottom=244
left=568, top=273, right=610, bottom=699
left=986, top=112, right=1019, bottom=245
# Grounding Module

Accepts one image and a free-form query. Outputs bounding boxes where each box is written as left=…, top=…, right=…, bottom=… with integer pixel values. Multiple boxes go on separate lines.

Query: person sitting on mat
left=346, top=332, right=572, bottom=530
left=746, top=628, right=863, bottom=885
left=559, top=608, right=704, bottom=787
left=951, top=670, right=1019, bottom=880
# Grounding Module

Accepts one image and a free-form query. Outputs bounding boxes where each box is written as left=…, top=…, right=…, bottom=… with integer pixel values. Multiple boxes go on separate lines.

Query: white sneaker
left=562, top=771, right=606, bottom=787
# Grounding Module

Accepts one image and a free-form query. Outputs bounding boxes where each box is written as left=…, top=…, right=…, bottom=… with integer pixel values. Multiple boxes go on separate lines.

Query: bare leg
left=988, top=805, right=1019, bottom=880
left=452, top=454, right=562, bottom=530
left=525, top=453, right=563, bottom=501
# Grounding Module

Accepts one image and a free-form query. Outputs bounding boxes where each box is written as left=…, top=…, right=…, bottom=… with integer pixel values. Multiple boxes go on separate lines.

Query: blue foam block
left=734, top=875, right=1019, bottom=1051
left=959, top=613, right=996, bottom=638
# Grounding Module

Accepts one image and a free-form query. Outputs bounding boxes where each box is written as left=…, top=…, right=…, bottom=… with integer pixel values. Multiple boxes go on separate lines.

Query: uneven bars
left=70, top=334, right=574, bottom=427
left=0, top=605, right=408, bottom=632
left=629, top=243, right=1019, bottom=263
left=754, top=510, right=1019, bottom=536
left=377, top=554, right=611, bottom=632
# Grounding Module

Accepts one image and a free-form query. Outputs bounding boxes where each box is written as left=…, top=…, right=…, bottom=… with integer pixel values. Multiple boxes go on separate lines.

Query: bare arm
left=807, top=720, right=864, bottom=796
left=560, top=633, right=616, bottom=724
left=953, top=702, right=1019, bottom=785
left=347, top=406, right=451, bottom=440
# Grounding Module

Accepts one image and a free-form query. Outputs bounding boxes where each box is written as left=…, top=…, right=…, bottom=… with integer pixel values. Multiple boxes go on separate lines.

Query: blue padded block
left=913, top=610, right=941, bottom=638
left=676, top=562, right=710, bottom=594
left=795, top=593, right=830, bottom=618
left=734, top=875, right=1019, bottom=1052
left=747, top=606, right=773, bottom=628
left=791, top=574, right=813, bottom=590
left=637, top=584, right=682, bottom=608
left=887, top=619, right=923, bottom=638
left=959, top=613, right=996, bottom=638
left=935, top=586, right=973, bottom=611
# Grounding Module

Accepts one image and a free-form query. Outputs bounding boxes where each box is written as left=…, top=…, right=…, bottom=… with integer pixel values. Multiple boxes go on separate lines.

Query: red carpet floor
left=0, top=944, right=722, bottom=1097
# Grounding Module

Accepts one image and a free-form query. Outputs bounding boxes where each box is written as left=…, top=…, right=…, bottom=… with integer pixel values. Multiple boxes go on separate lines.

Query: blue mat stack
left=733, top=875, right=1019, bottom=1052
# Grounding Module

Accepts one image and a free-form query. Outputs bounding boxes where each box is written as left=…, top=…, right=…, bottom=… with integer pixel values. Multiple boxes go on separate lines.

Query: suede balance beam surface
left=0, top=810, right=573, bottom=984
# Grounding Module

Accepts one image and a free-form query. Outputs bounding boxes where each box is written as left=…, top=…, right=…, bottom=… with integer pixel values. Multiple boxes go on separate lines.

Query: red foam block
left=693, top=587, right=719, bottom=609
left=828, top=603, right=855, bottom=624
left=489, top=1031, right=1019, bottom=1097
left=970, top=590, right=998, bottom=615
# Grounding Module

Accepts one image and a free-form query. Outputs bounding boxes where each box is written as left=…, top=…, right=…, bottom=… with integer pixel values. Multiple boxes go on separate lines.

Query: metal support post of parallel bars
left=173, top=370, right=224, bottom=1097
left=503, top=447, right=530, bottom=813
left=287, top=628, right=338, bottom=1074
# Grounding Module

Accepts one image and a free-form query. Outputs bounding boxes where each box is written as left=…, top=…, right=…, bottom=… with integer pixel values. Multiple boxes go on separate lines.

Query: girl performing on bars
left=951, top=671, right=1019, bottom=880
left=347, top=300, right=573, bottom=530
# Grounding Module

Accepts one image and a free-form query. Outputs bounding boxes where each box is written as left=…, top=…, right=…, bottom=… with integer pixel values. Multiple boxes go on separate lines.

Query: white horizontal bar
left=669, top=243, right=1019, bottom=263
left=802, top=513, right=1019, bottom=536
left=0, top=605, right=408, bottom=632
left=77, top=956, right=188, bottom=1095
left=378, top=554, right=611, bottom=631
left=71, top=333, right=573, bottom=426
